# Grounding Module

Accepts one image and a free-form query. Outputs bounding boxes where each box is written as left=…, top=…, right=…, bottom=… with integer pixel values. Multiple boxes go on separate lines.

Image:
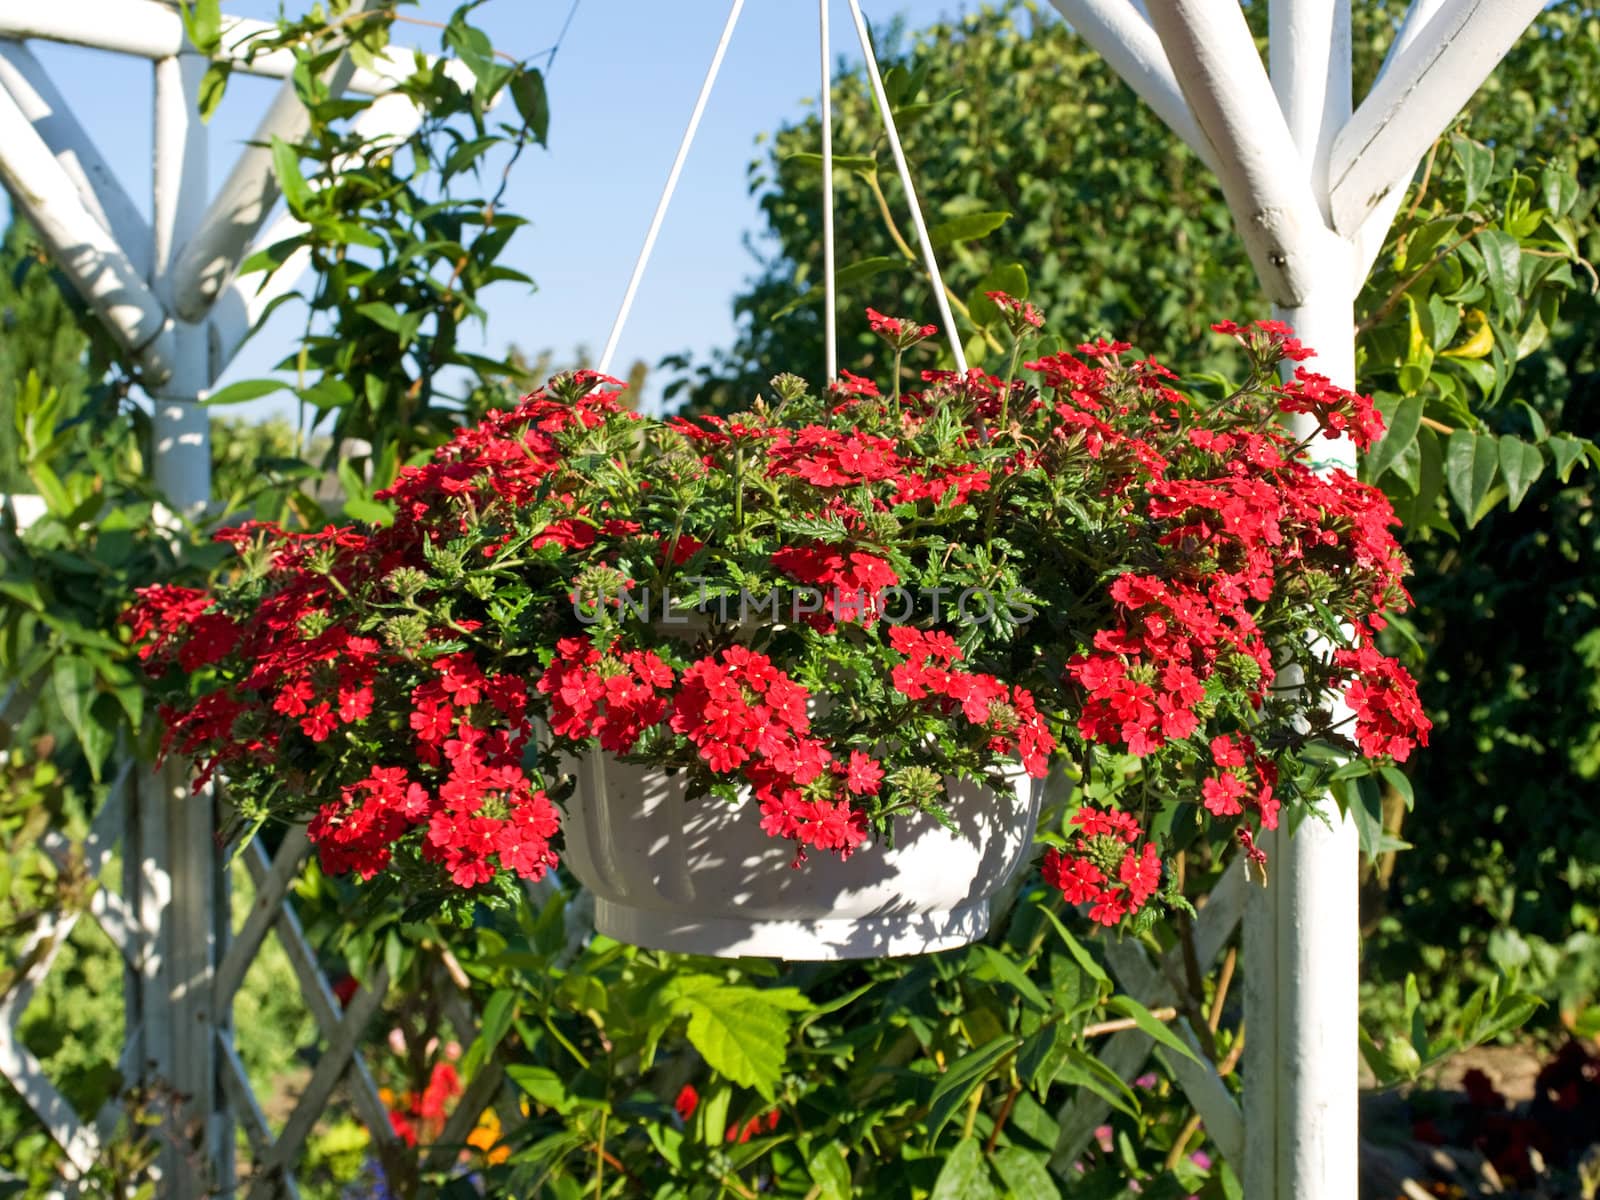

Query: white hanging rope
left=596, top=0, right=745, bottom=380
left=819, top=0, right=838, bottom=381
left=598, top=0, right=965, bottom=395
left=843, top=0, right=967, bottom=373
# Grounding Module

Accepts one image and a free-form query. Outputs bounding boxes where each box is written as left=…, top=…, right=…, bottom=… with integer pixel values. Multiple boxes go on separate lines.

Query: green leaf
left=1345, top=773, right=1376, bottom=856
left=505, top=1065, right=575, bottom=1114
left=1546, top=435, right=1588, bottom=482
left=993, top=1146, right=1061, bottom=1199
left=968, top=944, right=1049, bottom=1011
left=510, top=68, right=550, bottom=145
left=444, top=19, right=495, bottom=88
left=1017, top=1021, right=1073, bottom=1097
left=341, top=497, right=395, bottom=527
left=1451, top=135, right=1493, bottom=210
left=52, top=655, right=107, bottom=782
left=925, top=1035, right=1021, bottom=1141
left=1106, top=995, right=1203, bottom=1066
left=1541, top=163, right=1579, bottom=216
left=356, top=302, right=406, bottom=335
left=1475, top=229, right=1522, bottom=318
left=269, top=136, right=313, bottom=217
left=1365, top=395, right=1422, bottom=484
left=773, top=256, right=905, bottom=318
left=1037, top=906, right=1109, bottom=985
left=204, top=378, right=292, bottom=407
left=808, top=1142, right=851, bottom=1200
left=1444, top=430, right=1498, bottom=527
left=181, top=0, right=222, bottom=54
left=930, top=210, right=1011, bottom=247
left=1056, top=1047, right=1140, bottom=1119
left=461, top=988, right=516, bottom=1079
left=782, top=151, right=880, bottom=175
left=679, top=992, right=793, bottom=1102
left=1475, top=994, right=1542, bottom=1043
left=837, top=255, right=906, bottom=288
left=28, top=461, right=71, bottom=517
left=969, top=263, right=1030, bottom=326
left=931, top=1139, right=1000, bottom=1200
left=198, top=62, right=231, bottom=122
left=1379, top=765, right=1414, bottom=812
left=1513, top=399, right=1549, bottom=442
left=1497, top=435, right=1544, bottom=511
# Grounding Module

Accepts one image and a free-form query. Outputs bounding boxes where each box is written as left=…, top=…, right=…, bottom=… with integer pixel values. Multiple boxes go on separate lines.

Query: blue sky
left=15, top=0, right=1002, bottom=419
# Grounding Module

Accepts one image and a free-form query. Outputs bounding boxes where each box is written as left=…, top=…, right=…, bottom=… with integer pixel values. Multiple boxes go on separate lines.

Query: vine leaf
left=676, top=988, right=796, bottom=1102
left=1445, top=430, right=1499, bottom=527
left=925, top=1035, right=1020, bottom=1141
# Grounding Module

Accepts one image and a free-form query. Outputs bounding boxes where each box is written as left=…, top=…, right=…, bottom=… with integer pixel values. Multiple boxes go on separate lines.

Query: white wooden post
left=1047, top=2, right=1547, bottom=1195
left=1256, top=5, right=1361, bottom=1195
left=147, top=47, right=230, bottom=1199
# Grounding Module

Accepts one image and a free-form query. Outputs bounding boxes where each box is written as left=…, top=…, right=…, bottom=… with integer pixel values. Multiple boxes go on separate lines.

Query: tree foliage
left=197, top=0, right=555, bottom=505
left=0, top=220, right=103, bottom=492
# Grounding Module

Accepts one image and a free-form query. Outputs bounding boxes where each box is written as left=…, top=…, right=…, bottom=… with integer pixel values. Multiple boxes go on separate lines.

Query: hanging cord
left=597, top=0, right=964, bottom=393
left=597, top=0, right=746, bottom=380
left=819, top=0, right=837, bottom=381
left=842, top=0, right=966, bottom=373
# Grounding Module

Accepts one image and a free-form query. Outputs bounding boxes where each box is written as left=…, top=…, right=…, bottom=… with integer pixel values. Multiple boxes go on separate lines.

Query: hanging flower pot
left=126, top=304, right=1429, bottom=959
left=561, top=745, right=1041, bottom=957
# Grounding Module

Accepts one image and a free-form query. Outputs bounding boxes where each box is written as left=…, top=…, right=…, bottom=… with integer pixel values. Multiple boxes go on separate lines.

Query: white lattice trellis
left=0, top=6, right=484, bottom=1194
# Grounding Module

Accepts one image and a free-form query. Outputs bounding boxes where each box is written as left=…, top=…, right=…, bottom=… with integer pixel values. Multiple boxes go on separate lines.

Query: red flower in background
left=673, top=1084, right=699, bottom=1121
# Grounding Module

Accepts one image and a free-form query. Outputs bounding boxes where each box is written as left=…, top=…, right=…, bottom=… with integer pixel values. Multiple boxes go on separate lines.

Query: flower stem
left=1000, top=337, right=1024, bottom=429
left=863, top=171, right=1004, bottom=355
left=733, top=444, right=745, bottom=544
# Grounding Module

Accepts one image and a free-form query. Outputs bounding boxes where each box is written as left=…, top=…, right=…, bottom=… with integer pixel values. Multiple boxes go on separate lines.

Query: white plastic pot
left=558, top=748, right=1042, bottom=959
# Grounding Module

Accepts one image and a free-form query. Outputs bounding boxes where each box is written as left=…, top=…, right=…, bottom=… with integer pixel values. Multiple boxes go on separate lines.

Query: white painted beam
left=206, top=213, right=310, bottom=382
left=170, top=1, right=381, bottom=323
left=170, top=81, right=320, bottom=324
left=0, top=0, right=186, bottom=61
left=1373, top=0, right=1450, bottom=86
left=1142, top=0, right=1328, bottom=307
left=1045, top=0, right=1218, bottom=174
left=1269, top=0, right=1350, bottom=216
left=149, top=57, right=225, bottom=1186
left=0, top=41, right=152, bottom=278
left=0, top=76, right=173, bottom=382
left=1262, top=10, right=1361, bottom=1186
left=0, top=3, right=419, bottom=96
left=1350, top=0, right=1451, bottom=279
left=1327, top=0, right=1547, bottom=235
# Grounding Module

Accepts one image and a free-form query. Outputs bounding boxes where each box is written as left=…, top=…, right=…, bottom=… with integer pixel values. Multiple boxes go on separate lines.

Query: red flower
left=1043, top=807, right=1162, bottom=925
left=866, top=308, right=937, bottom=349
left=673, top=1084, right=699, bottom=1121
left=409, top=700, right=454, bottom=745
left=985, top=290, right=1045, bottom=332
left=1042, top=850, right=1105, bottom=904
left=845, top=751, right=884, bottom=795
